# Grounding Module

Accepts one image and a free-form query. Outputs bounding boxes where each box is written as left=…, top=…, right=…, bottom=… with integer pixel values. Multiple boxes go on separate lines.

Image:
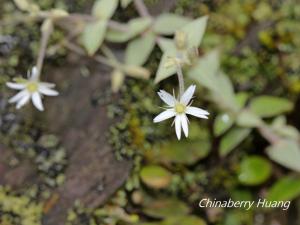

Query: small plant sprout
left=6, top=66, right=59, bottom=111
left=153, top=85, right=209, bottom=140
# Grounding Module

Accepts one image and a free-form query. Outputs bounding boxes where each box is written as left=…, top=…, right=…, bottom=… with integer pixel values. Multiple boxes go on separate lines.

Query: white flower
left=153, top=84, right=209, bottom=140
left=6, top=66, right=59, bottom=111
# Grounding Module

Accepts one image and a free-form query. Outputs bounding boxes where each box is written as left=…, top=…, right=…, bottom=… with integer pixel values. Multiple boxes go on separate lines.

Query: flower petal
left=175, top=115, right=181, bottom=140
left=153, top=109, right=176, bottom=123
left=186, top=106, right=209, bottom=119
left=181, top=114, right=189, bottom=137
left=39, top=82, right=56, bottom=88
left=158, top=90, right=176, bottom=106
left=8, top=90, right=28, bottom=103
left=6, top=82, right=26, bottom=90
left=30, top=66, right=39, bottom=80
left=39, top=86, right=59, bottom=96
left=16, top=94, right=30, bottom=109
left=32, top=92, right=44, bottom=111
left=180, top=84, right=196, bottom=105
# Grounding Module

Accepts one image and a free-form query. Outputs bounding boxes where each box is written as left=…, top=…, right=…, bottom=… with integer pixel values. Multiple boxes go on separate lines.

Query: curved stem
left=176, top=65, right=185, bottom=97
left=36, top=20, right=53, bottom=78
left=133, top=0, right=151, bottom=17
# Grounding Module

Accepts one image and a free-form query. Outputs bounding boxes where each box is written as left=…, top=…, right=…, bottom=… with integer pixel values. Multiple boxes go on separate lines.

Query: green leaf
left=158, top=139, right=210, bottom=165
left=220, top=127, right=251, bottom=156
left=153, top=13, right=191, bottom=35
left=82, top=20, right=107, bottom=56
left=157, top=38, right=176, bottom=52
left=267, top=176, right=300, bottom=201
left=235, top=92, right=249, bottom=108
left=238, top=156, right=272, bottom=185
left=162, top=216, right=207, bottom=225
left=143, top=198, right=189, bottom=218
left=189, top=50, right=238, bottom=111
left=188, top=49, right=220, bottom=91
left=249, top=96, right=293, bottom=118
left=271, top=116, right=299, bottom=139
left=266, top=140, right=300, bottom=172
left=236, top=110, right=263, bottom=128
left=214, top=113, right=234, bottom=136
left=180, top=16, right=208, bottom=48
left=125, top=33, right=156, bottom=66
left=140, top=165, right=172, bottom=189
left=92, top=0, right=118, bottom=19
left=154, top=52, right=177, bottom=83
left=105, top=17, right=152, bottom=42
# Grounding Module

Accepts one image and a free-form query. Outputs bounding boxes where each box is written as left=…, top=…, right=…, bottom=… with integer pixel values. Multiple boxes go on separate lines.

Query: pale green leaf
left=105, top=17, right=152, bottom=42
left=92, top=0, right=118, bottom=19
left=82, top=20, right=107, bottom=56
left=266, top=140, right=300, bottom=172
left=271, top=116, right=299, bottom=139
left=153, top=13, right=191, bottom=35
left=236, top=110, right=263, bottom=128
left=125, top=32, right=156, bottom=66
left=220, top=127, right=251, bottom=156
left=267, top=176, right=300, bottom=201
left=180, top=16, right=208, bottom=48
left=249, top=96, right=293, bottom=118
left=238, top=156, right=271, bottom=185
left=157, top=38, right=176, bottom=52
left=154, top=52, right=177, bottom=83
left=189, top=50, right=238, bottom=111
left=214, top=113, right=234, bottom=136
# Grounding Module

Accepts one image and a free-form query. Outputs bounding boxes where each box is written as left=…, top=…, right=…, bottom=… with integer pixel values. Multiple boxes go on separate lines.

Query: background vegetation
left=0, top=0, right=300, bottom=224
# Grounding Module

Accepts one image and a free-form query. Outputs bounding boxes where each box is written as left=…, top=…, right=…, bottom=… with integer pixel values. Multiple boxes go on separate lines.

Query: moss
left=0, top=187, right=43, bottom=225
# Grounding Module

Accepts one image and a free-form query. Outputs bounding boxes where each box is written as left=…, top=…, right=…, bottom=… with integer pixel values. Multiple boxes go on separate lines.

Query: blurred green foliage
left=1, top=0, right=300, bottom=225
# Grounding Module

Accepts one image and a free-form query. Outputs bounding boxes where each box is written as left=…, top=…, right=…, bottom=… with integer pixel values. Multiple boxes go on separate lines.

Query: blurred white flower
left=153, top=84, right=209, bottom=140
left=6, top=66, right=58, bottom=111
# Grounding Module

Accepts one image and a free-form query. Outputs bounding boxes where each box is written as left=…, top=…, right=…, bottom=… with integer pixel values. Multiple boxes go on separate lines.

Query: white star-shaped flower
left=153, top=84, right=209, bottom=140
left=6, top=66, right=59, bottom=111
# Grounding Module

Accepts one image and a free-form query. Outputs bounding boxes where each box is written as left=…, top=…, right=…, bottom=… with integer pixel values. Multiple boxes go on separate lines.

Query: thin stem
left=176, top=65, right=185, bottom=97
left=133, top=0, right=151, bottom=17
left=63, top=41, right=118, bottom=68
left=36, top=20, right=53, bottom=78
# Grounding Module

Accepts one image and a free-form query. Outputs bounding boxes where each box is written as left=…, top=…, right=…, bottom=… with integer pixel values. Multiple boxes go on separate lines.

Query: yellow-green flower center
left=175, top=103, right=186, bottom=114
left=26, top=82, right=38, bottom=93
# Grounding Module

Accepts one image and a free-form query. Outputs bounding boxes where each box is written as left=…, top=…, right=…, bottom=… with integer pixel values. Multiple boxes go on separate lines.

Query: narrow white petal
left=16, top=94, right=30, bottom=109
left=8, top=90, right=28, bottom=103
left=175, top=115, right=181, bottom=140
left=181, top=114, right=189, bottom=137
left=6, top=82, right=26, bottom=90
left=153, top=109, right=176, bottom=123
left=39, top=82, right=56, bottom=88
left=158, top=90, right=176, bottom=106
left=39, top=86, right=59, bottom=96
left=30, top=66, right=39, bottom=80
left=186, top=106, right=209, bottom=119
left=32, top=92, right=44, bottom=111
left=180, top=85, right=196, bottom=105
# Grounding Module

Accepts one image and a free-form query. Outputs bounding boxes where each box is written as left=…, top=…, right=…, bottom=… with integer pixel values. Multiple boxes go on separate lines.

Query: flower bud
left=123, top=65, right=150, bottom=79
left=175, top=31, right=187, bottom=50
left=111, top=70, right=124, bottom=93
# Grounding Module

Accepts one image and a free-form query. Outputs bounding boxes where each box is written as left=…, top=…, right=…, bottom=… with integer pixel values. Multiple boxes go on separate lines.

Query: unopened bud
left=123, top=65, right=150, bottom=79
left=111, top=70, right=124, bottom=93
left=175, top=31, right=187, bottom=50
left=50, top=9, right=69, bottom=19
